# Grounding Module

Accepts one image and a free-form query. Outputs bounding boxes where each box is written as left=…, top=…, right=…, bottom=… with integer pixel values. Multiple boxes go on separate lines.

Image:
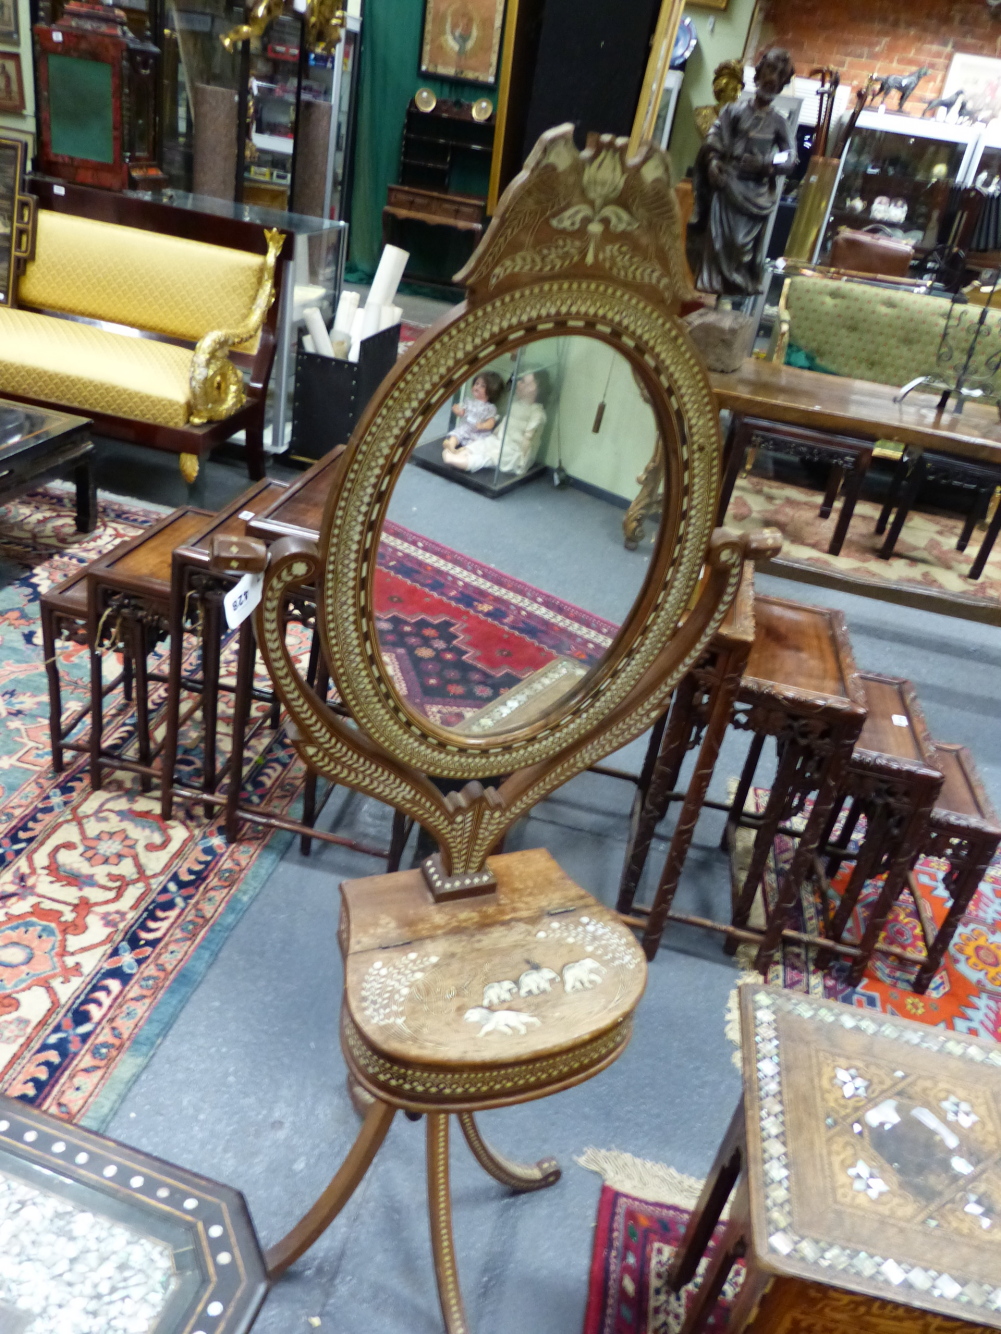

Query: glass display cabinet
left=819, top=109, right=979, bottom=260
left=157, top=4, right=361, bottom=218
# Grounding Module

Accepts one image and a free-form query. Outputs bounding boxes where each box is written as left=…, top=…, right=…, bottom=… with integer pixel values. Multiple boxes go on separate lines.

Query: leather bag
left=830, top=225, right=914, bottom=277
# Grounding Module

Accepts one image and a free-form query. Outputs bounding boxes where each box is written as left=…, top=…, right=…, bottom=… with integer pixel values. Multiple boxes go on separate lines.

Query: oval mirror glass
left=374, top=333, right=662, bottom=739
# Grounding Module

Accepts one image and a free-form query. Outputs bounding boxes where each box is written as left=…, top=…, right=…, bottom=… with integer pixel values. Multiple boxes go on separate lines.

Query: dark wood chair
left=724, top=595, right=868, bottom=974
left=718, top=414, right=874, bottom=557
left=875, top=445, right=1001, bottom=576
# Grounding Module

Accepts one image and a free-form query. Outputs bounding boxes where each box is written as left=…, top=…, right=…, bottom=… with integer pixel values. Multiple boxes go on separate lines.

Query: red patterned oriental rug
left=374, top=521, right=616, bottom=730
left=584, top=1184, right=741, bottom=1334
left=0, top=487, right=619, bottom=1130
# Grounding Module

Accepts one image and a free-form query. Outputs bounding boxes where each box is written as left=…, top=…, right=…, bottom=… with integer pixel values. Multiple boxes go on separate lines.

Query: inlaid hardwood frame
left=254, top=126, right=757, bottom=890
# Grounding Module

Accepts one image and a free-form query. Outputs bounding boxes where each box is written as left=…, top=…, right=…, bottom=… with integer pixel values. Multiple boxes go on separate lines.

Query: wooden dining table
left=710, top=359, right=1001, bottom=464
left=709, top=359, right=1001, bottom=624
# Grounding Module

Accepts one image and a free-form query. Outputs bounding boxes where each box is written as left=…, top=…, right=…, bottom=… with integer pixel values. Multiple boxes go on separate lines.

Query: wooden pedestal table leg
left=914, top=835, right=994, bottom=993
left=716, top=415, right=749, bottom=527
left=265, top=1098, right=396, bottom=1279
left=969, top=484, right=1001, bottom=579
left=458, top=1113, right=560, bottom=1192
left=641, top=650, right=745, bottom=958
left=721, top=732, right=765, bottom=855
left=200, top=590, right=223, bottom=814
left=668, top=1097, right=744, bottom=1292
left=877, top=450, right=926, bottom=560
left=88, top=609, right=105, bottom=792
left=40, top=601, right=65, bottom=772
left=74, top=454, right=97, bottom=534
left=131, top=617, right=154, bottom=794
left=728, top=739, right=801, bottom=956
left=675, top=1174, right=750, bottom=1334
left=160, top=571, right=188, bottom=820
left=828, top=448, right=870, bottom=557
left=427, top=1112, right=470, bottom=1334
left=819, top=461, right=844, bottom=520
left=753, top=750, right=847, bottom=975
left=225, top=619, right=257, bottom=843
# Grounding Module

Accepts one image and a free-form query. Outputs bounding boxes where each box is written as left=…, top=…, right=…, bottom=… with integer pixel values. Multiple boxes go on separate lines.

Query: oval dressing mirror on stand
left=244, top=124, right=764, bottom=897
left=376, top=336, right=662, bottom=738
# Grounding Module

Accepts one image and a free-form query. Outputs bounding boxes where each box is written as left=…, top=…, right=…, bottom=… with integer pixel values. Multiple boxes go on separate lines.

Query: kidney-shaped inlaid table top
left=338, top=847, right=647, bottom=1112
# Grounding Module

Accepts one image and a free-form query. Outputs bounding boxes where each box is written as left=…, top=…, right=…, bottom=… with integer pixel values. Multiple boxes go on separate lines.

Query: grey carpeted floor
left=81, top=434, right=1001, bottom=1334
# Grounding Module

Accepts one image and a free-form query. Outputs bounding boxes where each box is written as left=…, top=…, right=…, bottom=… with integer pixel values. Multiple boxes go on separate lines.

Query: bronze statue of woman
left=686, top=48, right=797, bottom=297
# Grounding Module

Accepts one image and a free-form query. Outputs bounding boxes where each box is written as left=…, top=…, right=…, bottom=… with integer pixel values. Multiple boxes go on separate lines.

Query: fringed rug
left=729, top=793, right=1001, bottom=1039
left=726, top=471, right=1001, bottom=608
left=580, top=1152, right=742, bottom=1334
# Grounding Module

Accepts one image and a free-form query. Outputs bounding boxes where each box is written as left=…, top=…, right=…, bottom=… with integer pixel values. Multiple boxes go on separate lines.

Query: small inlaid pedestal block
left=669, top=985, right=1001, bottom=1334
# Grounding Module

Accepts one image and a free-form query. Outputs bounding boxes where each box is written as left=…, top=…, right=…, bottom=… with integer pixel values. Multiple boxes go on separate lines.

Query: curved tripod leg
left=265, top=1098, right=395, bottom=1278
left=427, top=1113, right=470, bottom=1334
left=458, top=1112, right=561, bottom=1192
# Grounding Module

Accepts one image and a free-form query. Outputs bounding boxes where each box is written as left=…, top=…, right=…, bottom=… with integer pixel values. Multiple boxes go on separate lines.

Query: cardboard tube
left=347, top=306, right=366, bottom=362
left=368, top=245, right=409, bottom=308
left=303, top=306, right=334, bottom=358
left=302, top=333, right=316, bottom=353
left=334, top=289, right=360, bottom=330
left=378, top=303, right=402, bottom=331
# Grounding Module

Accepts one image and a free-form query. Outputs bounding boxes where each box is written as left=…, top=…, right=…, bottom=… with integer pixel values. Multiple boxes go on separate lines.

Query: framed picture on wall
left=0, top=0, right=18, bottom=47
left=0, top=52, right=23, bottom=114
left=420, top=0, right=506, bottom=86
left=944, top=52, right=1001, bottom=122
left=0, top=136, right=35, bottom=307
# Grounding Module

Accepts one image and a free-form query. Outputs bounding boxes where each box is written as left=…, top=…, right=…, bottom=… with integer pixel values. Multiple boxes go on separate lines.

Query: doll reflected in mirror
left=443, top=368, right=549, bottom=474
left=441, top=371, right=505, bottom=469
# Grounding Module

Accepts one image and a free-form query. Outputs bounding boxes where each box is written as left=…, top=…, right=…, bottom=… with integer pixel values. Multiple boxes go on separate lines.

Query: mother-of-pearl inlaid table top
left=669, top=983, right=1001, bottom=1334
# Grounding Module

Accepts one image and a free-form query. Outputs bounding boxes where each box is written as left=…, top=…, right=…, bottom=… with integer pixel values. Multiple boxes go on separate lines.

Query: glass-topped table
left=668, top=984, right=1001, bottom=1334
left=0, top=401, right=94, bottom=533
left=0, top=1093, right=266, bottom=1333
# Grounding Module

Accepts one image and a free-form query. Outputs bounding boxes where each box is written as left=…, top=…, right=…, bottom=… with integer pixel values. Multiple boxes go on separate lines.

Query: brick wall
left=754, top=0, right=1001, bottom=99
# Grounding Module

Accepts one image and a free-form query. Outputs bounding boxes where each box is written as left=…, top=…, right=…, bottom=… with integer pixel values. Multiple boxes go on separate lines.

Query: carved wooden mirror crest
left=253, top=125, right=754, bottom=898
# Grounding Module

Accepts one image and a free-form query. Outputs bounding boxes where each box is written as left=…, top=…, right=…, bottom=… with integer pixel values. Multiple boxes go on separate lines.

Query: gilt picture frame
left=0, top=135, right=35, bottom=307
left=0, top=51, right=23, bottom=114
left=944, top=51, right=1001, bottom=123
left=0, top=0, right=18, bottom=48
left=420, top=0, right=506, bottom=87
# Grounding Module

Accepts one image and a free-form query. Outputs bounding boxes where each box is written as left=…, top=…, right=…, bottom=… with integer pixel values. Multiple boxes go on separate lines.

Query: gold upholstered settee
left=0, top=183, right=289, bottom=481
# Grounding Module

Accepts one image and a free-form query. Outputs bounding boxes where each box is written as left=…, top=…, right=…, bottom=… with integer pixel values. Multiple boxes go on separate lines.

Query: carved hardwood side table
left=817, top=672, right=944, bottom=985
left=670, top=983, right=1001, bottom=1334
left=263, top=848, right=646, bottom=1334
left=85, top=506, right=212, bottom=792
left=616, top=555, right=758, bottom=957
left=725, top=595, right=867, bottom=974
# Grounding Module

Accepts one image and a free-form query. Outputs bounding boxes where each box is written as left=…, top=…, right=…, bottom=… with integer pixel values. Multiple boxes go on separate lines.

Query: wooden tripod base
left=264, top=1099, right=561, bottom=1333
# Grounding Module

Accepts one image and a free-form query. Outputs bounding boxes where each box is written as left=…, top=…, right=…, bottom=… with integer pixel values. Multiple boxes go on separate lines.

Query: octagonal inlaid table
left=0, top=1093, right=266, bottom=1333
left=669, top=984, right=1001, bottom=1334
